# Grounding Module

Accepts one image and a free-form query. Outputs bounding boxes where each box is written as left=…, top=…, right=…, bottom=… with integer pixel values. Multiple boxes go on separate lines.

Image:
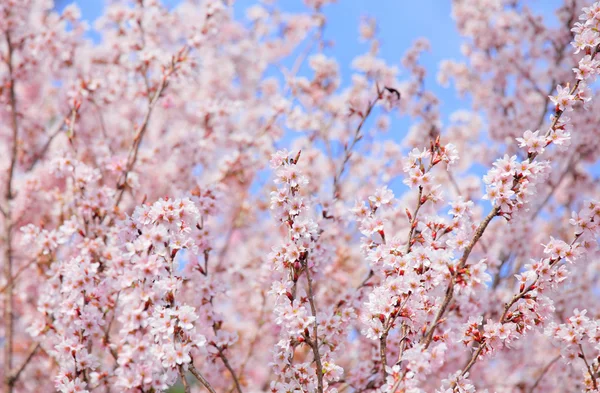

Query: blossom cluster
left=1, top=1, right=600, bottom=393
left=268, top=150, right=351, bottom=392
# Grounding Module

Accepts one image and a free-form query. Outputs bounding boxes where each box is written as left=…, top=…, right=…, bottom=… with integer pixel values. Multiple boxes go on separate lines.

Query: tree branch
left=3, top=29, right=18, bottom=393
left=6, top=343, right=40, bottom=387
left=528, top=355, right=559, bottom=393
left=218, top=348, right=244, bottom=393
left=422, top=205, right=500, bottom=348
left=332, top=89, right=381, bottom=199
left=305, top=263, right=324, bottom=393
left=579, top=344, right=598, bottom=391
left=189, top=363, right=217, bottom=393
left=179, top=365, right=191, bottom=393
left=113, top=76, right=167, bottom=207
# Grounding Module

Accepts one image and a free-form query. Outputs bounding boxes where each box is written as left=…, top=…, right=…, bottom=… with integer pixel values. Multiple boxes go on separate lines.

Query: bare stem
left=189, top=363, right=217, bottom=393
left=0, top=259, right=38, bottom=294
left=446, top=170, right=462, bottom=197
left=218, top=349, right=243, bottom=393
left=305, top=265, right=324, bottom=393
left=332, top=90, right=380, bottom=199
left=357, top=269, right=374, bottom=290
left=178, top=365, right=191, bottom=393
left=25, top=115, right=66, bottom=172
left=422, top=206, right=500, bottom=348
left=3, top=30, right=18, bottom=393
left=6, top=343, right=40, bottom=387
left=531, top=153, right=577, bottom=219
left=379, top=332, right=388, bottom=379
left=228, top=295, right=267, bottom=393
left=450, top=232, right=584, bottom=390
left=460, top=344, right=485, bottom=378
left=113, top=76, right=167, bottom=207
left=579, top=344, right=598, bottom=391
left=528, top=355, right=560, bottom=393
left=405, top=186, right=424, bottom=254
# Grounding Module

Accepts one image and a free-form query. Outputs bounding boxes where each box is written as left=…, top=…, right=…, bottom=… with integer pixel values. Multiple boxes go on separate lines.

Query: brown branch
left=533, top=82, right=558, bottom=132
left=396, top=324, right=410, bottom=366
left=464, top=344, right=486, bottom=376
left=531, top=153, right=577, bottom=219
left=189, top=363, right=217, bottom=393
left=215, top=196, right=248, bottom=271
left=450, top=232, right=584, bottom=390
left=446, top=169, right=462, bottom=197
left=103, top=292, right=120, bottom=362
left=514, top=62, right=547, bottom=97
left=378, top=295, right=412, bottom=384
left=305, top=264, right=324, bottom=393
left=528, top=355, right=560, bottom=393
left=491, top=253, right=512, bottom=290
left=3, top=29, right=18, bottom=393
left=530, top=43, right=600, bottom=165
left=405, top=186, right=424, bottom=254
left=90, top=100, right=114, bottom=156
left=422, top=206, right=500, bottom=348
left=228, top=294, right=267, bottom=393
left=113, top=75, right=167, bottom=207
left=6, top=343, right=40, bottom=387
left=332, top=89, right=381, bottom=199
left=357, top=269, right=374, bottom=291
left=421, top=44, right=600, bottom=345
left=218, top=349, right=243, bottom=393
left=206, top=292, right=244, bottom=392
left=179, top=365, right=191, bottom=393
left=0, top=259, right=39, bottom=294
left=532, top=2, right=577, bottom=132
left=579, top=344, right=598, bottom=391
left=379, top=332, right=389, bottom=379
left=25, top=115, right=66, bottom=172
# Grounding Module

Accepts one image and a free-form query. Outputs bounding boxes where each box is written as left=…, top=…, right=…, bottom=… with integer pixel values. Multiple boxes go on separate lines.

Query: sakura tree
left=1, top=0, right=600, bottom=392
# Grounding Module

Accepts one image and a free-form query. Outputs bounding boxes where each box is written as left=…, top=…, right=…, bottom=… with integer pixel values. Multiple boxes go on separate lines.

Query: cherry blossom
left=0, top=1, right=600, bottom=393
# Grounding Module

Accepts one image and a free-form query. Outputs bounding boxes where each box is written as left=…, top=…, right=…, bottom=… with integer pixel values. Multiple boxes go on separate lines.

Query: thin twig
left=25, top=115, right=66, bottom=172
left=228, top=294, right=267, bottom=393
left=179, top=365, right=191, bottom=393
left=405, top=186, right=424, bottom=254
left=531, top=153, right=577, bottom=219
left=3, top=30, right=18, bottom=393
left=6, top=343, right=40, bottom=386
left=357, top=269, right=374, bottom=290
left=446, top=169, right=462, bottom=196
left=449, top=232, right=584, bottom=391
left=218, top=349, right=244, bottom=393
left=579, top=344, right=598, bottom=391
left=113, top=76, right=167, bottom=207
left=305, top=263, right=324, bottom=393
left=189, top=363, right=217, bottom=393
left=421, top=48, right=599, bottom=345
left=90, top=100, right=114, bottom=155
left=422, top=206, right=500, bottom=348
left=528, top=355, right=560, bottom=393
left=332, top=89, right=381, bottom=199
left=103, top=292, right=120, bottom=362
left=0, top=259, right=39, bottom=294
left=491, top=253, right=512, bottom=290
left=379, top=332, right=388, bottom=379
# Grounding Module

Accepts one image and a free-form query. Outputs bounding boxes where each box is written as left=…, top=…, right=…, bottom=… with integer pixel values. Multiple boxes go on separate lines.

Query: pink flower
left=516, top=129, right=546, bottom=154
left=549, top=84, right=576, bottom=112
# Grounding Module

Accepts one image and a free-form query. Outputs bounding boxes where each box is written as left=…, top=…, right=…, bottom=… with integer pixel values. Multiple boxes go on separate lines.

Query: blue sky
left=58, top=0, right=467, bottom=117
left=54, top=0, right=572, bottom=193
left=57, top=0, right=563, bottom=128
